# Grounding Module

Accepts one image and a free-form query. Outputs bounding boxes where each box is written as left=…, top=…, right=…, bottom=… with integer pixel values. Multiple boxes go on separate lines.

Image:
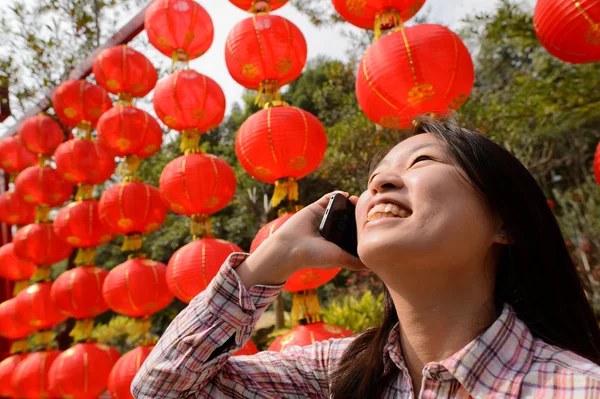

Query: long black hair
left=330, top=116, right=600, bottom=399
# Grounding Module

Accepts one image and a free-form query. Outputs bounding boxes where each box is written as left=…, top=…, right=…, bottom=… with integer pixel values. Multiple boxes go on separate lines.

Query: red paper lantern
left=251, top=213, right=341, bottom=291
left=225, top=15, right=307, bottom=91
left=0, top=354, right=29, bottom=398
left=0, top=191, right=35, bottom=226
left=594, top=141, right=600, bottom=184
left=99, top=181, right=167, bottom=236
left=332, top=0, right=424, bottom=30
left=0, top=243, right=36, bottom=281
left=13, top=223, right=73, bottom=266
left=18, top=114, right=64, bottom=155
left=229, top=0, right=289, bottom=13
left=356, top=24, right=474, bottom=129
left=0, top=136, right=37, bottom=175
left=534, top=0, right=600, bottom=64
left=93, top=45, right=158, bottom=98
left=54, top=139, right=116, bottom=185
left=53, top=80, right=112, bottom=127
left=236, top=104, right=327, bottom=184
left=167, top=238, right=242, bottom=303
left=15, top=283, right=67, bottom=330
left=268, top=322, right=352, bottom=351
left=153, top=70, right=226, bottom=133
left=53, top=200, right=115, bottom=247
left=159, top=153, right=236, bottom=216
left=145, top=0, right=214, bottom=61
left=97, top=106, right=163, bottom=158
left=103, top=258, right=173, bottom=317
left=51, top=266, right=109, bottom=319
left=12, top=350, right=61, bottom=399
left=234, top=340, right=259, bottom=356
left=107, top=345, right=154, bottom=399
left=0, top=298, right=35, bottom=340
left=48, top=343, right=120, bottom=399
left=14, top=165, right=73, bottom=207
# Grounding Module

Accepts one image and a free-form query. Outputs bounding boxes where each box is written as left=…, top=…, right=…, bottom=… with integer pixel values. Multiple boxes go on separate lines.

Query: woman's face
left=356, top=133, right=502, bottom=277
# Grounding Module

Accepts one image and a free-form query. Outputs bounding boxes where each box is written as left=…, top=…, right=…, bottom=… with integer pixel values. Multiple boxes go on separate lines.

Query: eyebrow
left=371, top=142, right=438, bottom=172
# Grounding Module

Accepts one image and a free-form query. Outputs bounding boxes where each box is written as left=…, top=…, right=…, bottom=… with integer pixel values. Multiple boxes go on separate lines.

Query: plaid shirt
left=132, top=253, right=600, bottom=398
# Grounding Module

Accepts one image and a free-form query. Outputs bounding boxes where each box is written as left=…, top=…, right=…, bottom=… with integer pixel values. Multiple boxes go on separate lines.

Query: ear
left=493, top=226, right=515, bottom=245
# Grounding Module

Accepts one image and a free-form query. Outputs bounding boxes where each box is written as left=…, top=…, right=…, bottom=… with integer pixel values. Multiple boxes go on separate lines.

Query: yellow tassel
left=116, top=92, right=133, bottom=106
left=180, top=129, right=203, bottom=154
left=37, top=154, right=52, bottom=167
left=32, top=330, right=56, bottom=349
left=76, top=121, right=93, bottom=140
left=271, top=177, right=299, bottom=207
left=190, top=213, right=212, bottom=239
left=374, top=9, right=402, bottom=40
left=263, top=100, right=289, bottom=110
left=10, top=339, right=29, bottom=354
left=291, top=290, right=322, bottom=326
left=251, top=0, right=270, bottom=13
left=9, top=172, right=17, bottom=184
left=35, top=204, right=51, bottom=223
left=255, top=80, right=281, bottom=107
left=171, top=49, right=190, bottom=71
left=117, top=154, right=141, bottom=180
left=13, top=280, right=29, bottom=296
left=31, top=266, right=52, bottom=283
left=74, top=247, right=97, bottom=266
left=121, top=234, right=143, bottom=252
left=75, top=183, right=95, bottom=201
left=69, top=319, right=95, bottom=343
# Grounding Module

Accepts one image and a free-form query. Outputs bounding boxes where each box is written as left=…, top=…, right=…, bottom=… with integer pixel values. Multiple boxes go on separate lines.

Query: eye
left=411, top=155, right=433, bottom=166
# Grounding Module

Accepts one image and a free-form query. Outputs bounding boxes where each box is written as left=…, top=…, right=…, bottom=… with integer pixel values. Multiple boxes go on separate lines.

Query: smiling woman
left=131, top=116, right=600, bottom=399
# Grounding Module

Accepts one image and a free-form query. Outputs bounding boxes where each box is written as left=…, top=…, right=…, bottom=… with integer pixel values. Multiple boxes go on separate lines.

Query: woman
left=132, top=117, right=600, bottom=398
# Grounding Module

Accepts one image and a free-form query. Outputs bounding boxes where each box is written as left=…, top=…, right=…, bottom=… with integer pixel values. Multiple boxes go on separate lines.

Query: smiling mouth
left=366, top=203, right=412, bottom=223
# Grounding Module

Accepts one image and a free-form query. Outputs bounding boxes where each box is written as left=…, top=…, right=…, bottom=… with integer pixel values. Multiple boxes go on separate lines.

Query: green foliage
left=322, top=290, right=384, bottom=333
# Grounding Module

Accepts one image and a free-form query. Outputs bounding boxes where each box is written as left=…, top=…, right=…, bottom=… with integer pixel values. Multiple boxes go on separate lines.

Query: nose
left=369, top=171, right=404, bottom=196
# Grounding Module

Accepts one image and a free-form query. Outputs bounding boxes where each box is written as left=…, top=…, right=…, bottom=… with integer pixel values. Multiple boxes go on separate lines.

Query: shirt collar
left=384, top=304, right=536, bottom=397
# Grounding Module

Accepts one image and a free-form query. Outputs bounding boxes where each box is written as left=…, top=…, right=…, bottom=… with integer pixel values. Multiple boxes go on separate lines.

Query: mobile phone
left=319, top=193, right=358, bottom=257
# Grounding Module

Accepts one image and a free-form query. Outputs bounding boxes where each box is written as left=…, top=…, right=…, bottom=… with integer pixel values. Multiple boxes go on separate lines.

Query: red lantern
left=145, top=0, right=214, bottom=61
left=48, top=343, right=120, bottom=399
left=534, top=0, right=600, bottom=64
left=0, top=191, right=35, bottom=226
left=93, top=45, right=158, bottom=99
left=53, top=200, right=115, bottom=247
left=594, top=141, right=600, bottom=184
left=268, top=322, right=352, bottom=351
left=54, top=139, right=116, bottom=185
left=251, top=213, right=340, bottom=291
left=167, top=238, right=242, bottom=303
left=13, top=223, right=73, bottom=266
left=99, top=181, right=167, bottom=236
left=0, top=298, right=35, bottom=340
left=0, top=136, right=37, bottom=175
left=18, top=114, right=64, bottom=155
left=14, top=166, right=73, bottom=207
left=107, top=345, right=154, bottom=399
left=53, top=80, right=112, bottom=127
left=225, top=15, right=307, bottom=92
left=103, top=258, right=173, bottom=317
left=234, top=340, right=259, bottom=356
left=356, top=24, right=474, bottom=129
left=332, top=0, right=424, bottom=31
left=0, top=243, right=36, bottom=281
left=229, top=0, right=289, bottom=13
left=51, top=266, right=109, bottom=319
left=159, top=153, right=236, bottom=216
left=153, top=70, right=226, bottom=148
left=12, top=350, right=61, bottom=399
left=0, top=354, right=29, bottom=398
left=15, top=283, right=67, bottom=330
left=97, top=106, right=163, bottom=158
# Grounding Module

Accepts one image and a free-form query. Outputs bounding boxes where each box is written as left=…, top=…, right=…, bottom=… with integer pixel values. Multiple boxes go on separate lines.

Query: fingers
left=348, top=195, right=359, bottom=206
left=315, top=190, right=349, bottom=208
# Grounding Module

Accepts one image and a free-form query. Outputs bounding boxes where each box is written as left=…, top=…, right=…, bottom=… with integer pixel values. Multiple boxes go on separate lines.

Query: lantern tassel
left=13, top=280, right=29, bottom=296
left=251, top=0, right=270, bottom=13
left=35, top=204, right=51, bottom=223
left=291, top=290, right=322, bottom=326
left=117, top=92, right=134, bottom=106
left=76, top=121, right=93, bottom=140
left=181, top=128, right=202, bottom=154
left=190, top=213, right=212, bottom=239
left=31, top=266, right=52, bottom=283
left=32, top=329, right=56, bottom=349
left=74, top=247, right=97, bottom=266
left=132, top=316, right=152, bottom=341
left=8, top=172, right=17, bottom=184
left=271, top=177, right=299, bottom=207
left=117, top=154, right=141, bottom=178
left=256, top=80, right=281, bottom=107
left=122, top=233, right=143, bottom=252
left=37, top=153, right=52, bottom=167
left=171, top=49, right=190, bottom=71
left=69, top=319, right=95, bottom=343
left=75, top=183, right=95, bottom=201
left=374, top=9, right=402, bottom=40
left=10, top=339, right=29, bottom=354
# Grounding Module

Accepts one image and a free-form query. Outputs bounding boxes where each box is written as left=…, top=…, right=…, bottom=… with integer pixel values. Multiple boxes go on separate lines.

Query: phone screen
left=319, top=194, right=358, bottom=257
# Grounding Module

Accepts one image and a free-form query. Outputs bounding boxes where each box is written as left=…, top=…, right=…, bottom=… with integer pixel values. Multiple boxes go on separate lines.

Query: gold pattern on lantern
left=106, top=80, right=120, bottom=90
left=279, top=331, right=297, bottom=350
left=253, top=166, right=271, bottom=180
left=89, top=107, right=102, bottom=118
left=116, top=137, right=132, bottom=151
left=183, top=31, right=195, bottom=44
left=157, top=37, right=170, bottom=47
left=287, top=156, right=306, bottom=171
left=299, top=270, right=320, bottom=285
left=379, top=116, right=403, bottom=129
left=145, top=222, right=160, bottom=232
left=242, top=64, right=260, bottom=79
left=204, top=196, right=219, bottom=208
left=164, top=116, right=178, bottom=126
left=346, top=0, right=366, bottom=16
left=275, top=59, right=292, bottom=74
left=64, top=107, right=78, bottom=118
left=322, top=324, right=343, bottom=334
left=67, top=236, right=82, bottom=245
left=118, top=218, right=133, bottom=229
left=191, top=109, right=206, bottom=121
left=407, top=84, right=435, bottom=105
left=23, top=194, right=36, bottom=203
left=585, top=24, right=600, bottom=45
left=449, top=93, right=468, bottom=110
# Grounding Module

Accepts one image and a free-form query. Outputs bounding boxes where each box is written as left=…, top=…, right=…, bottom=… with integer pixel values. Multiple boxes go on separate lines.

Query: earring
left=498, top=231, right=506, bottom=239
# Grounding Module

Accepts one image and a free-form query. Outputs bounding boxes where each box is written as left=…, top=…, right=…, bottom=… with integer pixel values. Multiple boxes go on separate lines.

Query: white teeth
left=367, top=202, right=411, bottom=222
left=399, top=209, right=407, bottom=218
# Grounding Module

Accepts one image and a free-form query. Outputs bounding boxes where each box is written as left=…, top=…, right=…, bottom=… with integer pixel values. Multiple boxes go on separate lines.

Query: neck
left=382, top=265, right=498, bottom=393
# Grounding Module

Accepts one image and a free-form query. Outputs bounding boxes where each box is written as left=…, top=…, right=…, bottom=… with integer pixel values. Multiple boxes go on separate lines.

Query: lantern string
left=190, top=213, right=212, bottom=239
left=75, top=183, right=95, bottom=201
left=271, top=177, right=299, bottom=207
left=375, top=9, right=402, bottom=40
left=181, top=128, right=203, bottom=154
left=35, top=204, right=51, bottom=223
left=291, top=290, right=322, bottom=326
left=13, top=279, right=29, bottom=296
left=256, top=80, right=281, bottom=107
left=70, top=319, right=95, bottom=343
left=117, top=154, right=141, bottom=178
left=9, top=338, right=29, bottom=354
left=31, top=266, right=52, bottom=283
left=121, top=233, right=143, bottom=252
left=74, top=247, right=97, bottom=266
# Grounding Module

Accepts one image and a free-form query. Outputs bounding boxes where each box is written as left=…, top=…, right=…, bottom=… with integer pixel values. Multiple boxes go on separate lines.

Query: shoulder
left=520, top=337, right=600, bottom=396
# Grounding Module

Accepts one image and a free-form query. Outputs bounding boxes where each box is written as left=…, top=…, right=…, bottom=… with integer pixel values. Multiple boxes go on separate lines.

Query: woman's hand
left=235, top=191, right=366, bottom=289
